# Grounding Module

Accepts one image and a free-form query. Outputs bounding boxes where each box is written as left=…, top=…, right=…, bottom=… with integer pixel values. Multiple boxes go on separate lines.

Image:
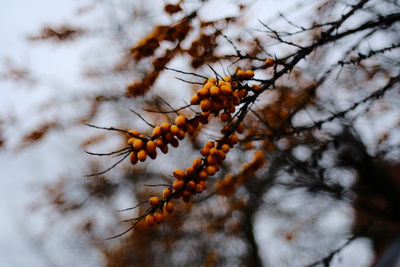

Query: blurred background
left=0, top=0, right=399, bottom=266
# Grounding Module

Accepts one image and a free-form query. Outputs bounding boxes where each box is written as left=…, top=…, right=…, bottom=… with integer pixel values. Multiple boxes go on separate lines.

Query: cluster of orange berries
left=216, top=151, right=266, bottom=196
left=190, top=76, right=250, bottom=120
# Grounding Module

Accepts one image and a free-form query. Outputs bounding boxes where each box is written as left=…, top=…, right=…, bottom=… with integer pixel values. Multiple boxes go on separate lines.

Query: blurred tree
left=1, top=0, right=400, bottom=266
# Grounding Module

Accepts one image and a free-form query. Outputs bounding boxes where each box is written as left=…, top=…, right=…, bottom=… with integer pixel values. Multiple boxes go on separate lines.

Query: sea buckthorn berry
left=165, top=201, right=174, bottom=213
left=148, top=151, right=157, bottom=159
left=127, top=137, right=136, bottom=146
left=221, top=125, right=230, bottom=134
left=233, top=96, right=241, bottom=105
left=183, top=190, right=191, bottom=198
left=238, top=89, right=248, bottom=98
left=149, top=196, right=159, bottom=206
left=155, top=138, right=164, bottom=147
left=152, top=126, right=162, bottom=137
left=210, top=86, right=220, bottom=97
left=217, top=150, right=226, bottom=160
left=205, top=141, right=214, bottom=148
left=237, top=69, right=245, bottom=77
left=195, top=183, right=203, bottom=193
left=133, top=139, right=144, bottom=151
left=244, top=70, right=254, bottom=79
left=146, top=214, right=155, bottom=227
left=186, top=180, right=196, bottom=190
left=199, top=180, right=207, bottom=189
left=200, top=147, right=210, bottom=157
left=198, top=170, right=208, bottom=180
left=211, top=102, right=222, bottom=113
left=236, top=122, right=245, bottom=134
left=129, top=152, right=138, bottom=165
left=164, top=132, right=174, bottom=143
left=265, top=57, right=275, bottom=67
left=186, top=124, right=195, bottom=135
left=201, top=111, right=211, bottom=117
left=221, top=144, right=230, bottom=153
left=224, top=76, right=231, bottom=82
left=154, top=211, right=163, bottom=224
left=197, top=88, right=209, bottom=98
left=160, top=145, right=168, bottom=154
left=170, top=125, right=180, bottom=135
left=192, top=158, right=202, bottom=169
left=199, top=116, right=208, bottom=124
left=186, top=166, right=195, bottom=176
left=173, top=169, right=185, bottom=180
left=137, top=150, right=147, bottom=161
left=163, top=187, right=172, bottom=199
left=210, top=147, right=218, bottom=156
left=220, top=111, right=231, bottom=122
left=128, top=129, right=139, bottom=137
left=175, top=115, right=186, bottom=127
left=173, top=179, right=184, bottom=190
left=220, top=84, right=232, bottom=95
left=200, top=99, right=211, bottom=112
left=252, top=84, right=261, bottom=92
left=229, top=134, right=239, bottom=144
left=190, top=94, right=200, bottom=105
left=203, top=82, right=213, bottom=91
left=146, top=140, right=156, bottom=153
left=161, top=123, right=170, bottom=133
left=206, top=165, right=217, bottom=176
left=228, top=106, right=235, bottom=113
left=177, top=129, right=185, bottom=140
left=170, top=138, right=179, bottom=148
left=208, top=77, right=217, bottom=84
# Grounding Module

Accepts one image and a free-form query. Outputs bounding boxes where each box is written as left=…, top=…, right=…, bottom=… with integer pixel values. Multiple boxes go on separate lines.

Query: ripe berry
left=146, top=214, right=155, bottom=227
left=149, top=197, right=159, bottom=206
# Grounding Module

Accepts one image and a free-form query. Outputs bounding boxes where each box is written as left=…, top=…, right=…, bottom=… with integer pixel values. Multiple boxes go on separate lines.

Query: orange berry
left=205, top=141, right=214, bottom=148
left=185, top=167, right=194, bottom=176
left=128, top=129, right=139, bottom=136
left=237, top=69, right=245, bottom=79
left=207, top=155, right=217, bottom=165
left=137, top=150, right=147, bottom=161
left=146, top=214, right=155, bottom=227
left=152, top=126, right=162, bottom=137
left=155, top=137, right=164, bottom=147
left=170, top=138, right=179, bottom=147
left=161, top=123, right=170, bottom=133
left=160, top=144, right=168, bottom=154
left=244, top=70, right=254, bottom=79
left=200, top=147, right=210, bottom=157
left=173, top=179, right=184, bottom=190
left=164, top=132, right=174, bottom=143
left=220, top=111, right=231, bottom=122
left=175, top=115, right=187, bottom=127
left=149, top=197, right=159, bottom=206
left=252, top=84, right=261, bottom=92
left=133, top=139, right=144, bottom=151
left=210, top=147, right=218, bottom=156
left=197, top=88, right=209, bottom=98
left=236, top=122, right=245, bottom=134
left=210, top=86, right=220, bottom=97
left=223, top=76, right=231, bottom=82
left=265, top=57, right=275, bottom=67
left=221, top=144, right=230, bottom=153
left=173, top=169, right=186, bottom=180
left=206, top=165, right=217, bottom=176
left=170, top=125, right=180, bottom=135
left=187, top=124, right=195, bottom=135
left=129, top=152, right=138, bottom=165
left=195, top=183, right=203, bottom=193
left=192, top=158, right=202, bottom=169
left=148, top=151, right=157, bottom=159
left=201, top=111, right=211, bottom=117
left=238, top=89, right=248, bottom=98
left=199, top=180, right=207, bottom=189
left=187, top=180, right=196, bottom=190
left=229, top=134, right=239, bottom=145
left=200, top=99, right=211, bottom=112
left=220, top=84, right=232, bottom=95
left=198, top=170, right=208, bottom=180
left=154, top=211, right=163, bottom=224
left=165, top=201, right=174, bottom=213
left=163, top=188, right=172, bottom=199
left=177, top=129, right=185, bottom=140
left=208, top=77, right=217, bottom=84
left=203, top=82, right=213, bottom=91
left=127, top=137, right=136, bottom=146
left=190, top=94, right=200, bottom=105
left=146, top=140, right=156, bottom=153
left=217, top=150, right=226, bottom=160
